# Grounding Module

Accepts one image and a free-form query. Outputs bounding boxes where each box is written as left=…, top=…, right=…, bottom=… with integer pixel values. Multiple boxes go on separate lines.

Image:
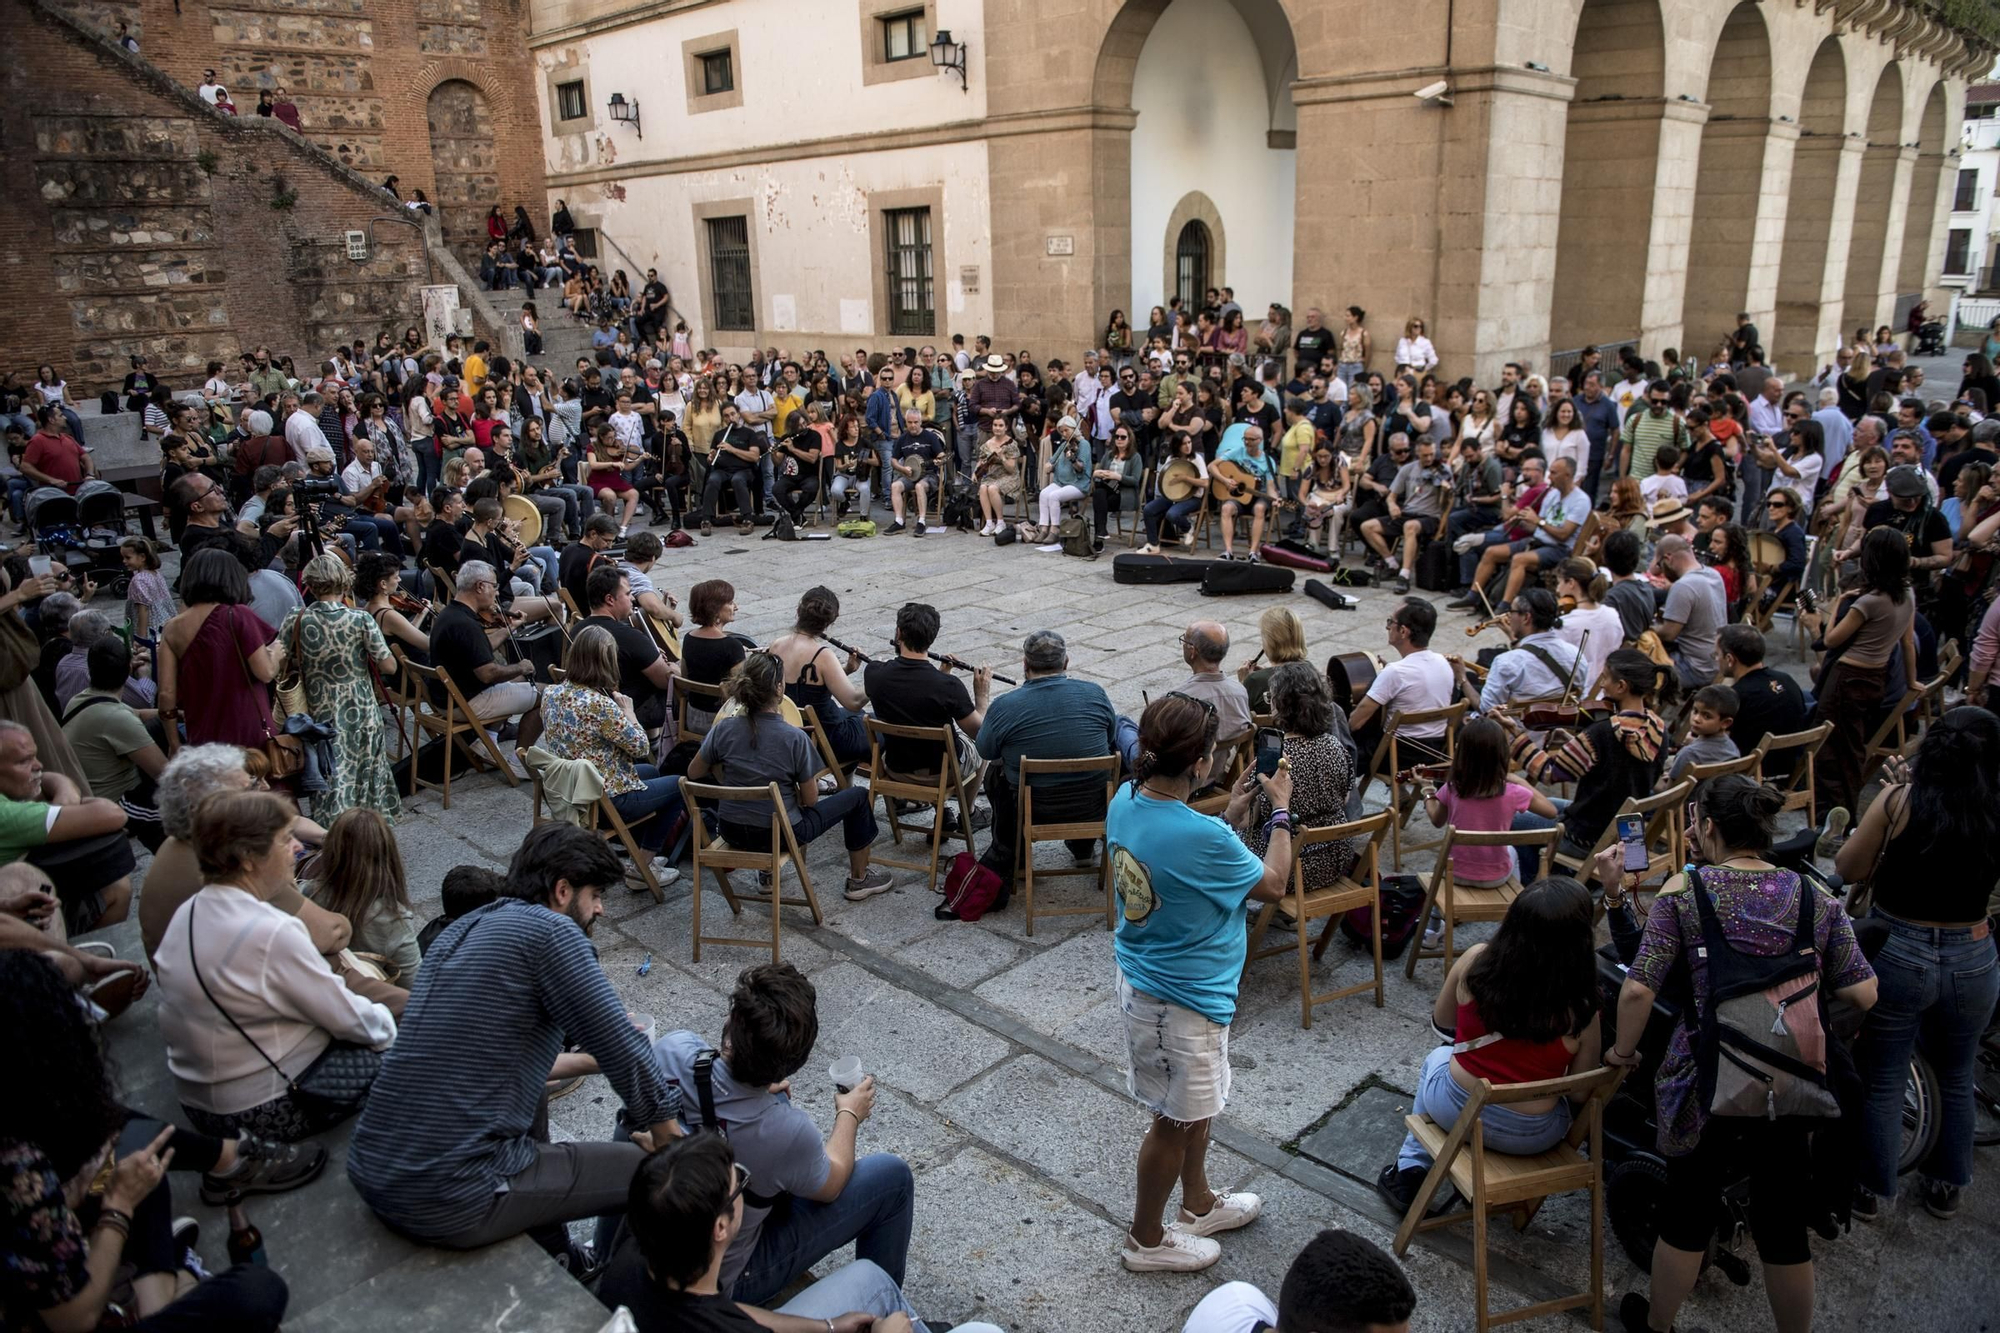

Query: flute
left=826, top=635, right=1016, bottom=686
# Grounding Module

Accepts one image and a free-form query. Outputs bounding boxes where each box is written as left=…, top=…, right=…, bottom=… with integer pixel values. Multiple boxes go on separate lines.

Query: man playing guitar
left=1211, top=422, right=1282, bottom=561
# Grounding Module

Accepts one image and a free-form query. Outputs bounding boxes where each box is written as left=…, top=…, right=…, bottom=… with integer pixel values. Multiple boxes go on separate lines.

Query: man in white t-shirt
left=1182, top=1228, right=1416, bottom=1333
left=1346, top=597, right=1454, bottom=769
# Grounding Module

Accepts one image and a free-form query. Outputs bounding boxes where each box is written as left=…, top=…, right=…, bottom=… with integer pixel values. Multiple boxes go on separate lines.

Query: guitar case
left=1199, top=561, right=1295, bottom=596
left=1258, top=539, right=1333, bottom=572
left=1112, top=551, right=1211, bottom=585
left=1302, top=578, right=1360, bottom=612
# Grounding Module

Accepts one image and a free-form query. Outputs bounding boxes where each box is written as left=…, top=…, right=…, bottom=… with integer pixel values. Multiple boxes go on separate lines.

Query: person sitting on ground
left=1375, top=877, right=1602, bottom=1216
left=972, top=629, right=1117, bottom=893
left=1418, top=715, right=1563, bottom=888
left=766, top=585, right=871, bottom=767
left=1237, top=606, right=1308, bottom=715
left=539, top=626, right=682, bottom=878
left=1346, top=597, right=1453, bottom=770
left=690, top=652, right=895, bottom=902
left=1231, top=662, right=1360, bottom=888
left=61, top=635, right=166, bottom=851
left=427, top=559, right=542, bottom=758
left=54, top=610, right=155, bottom=715
left=0, top=951, right=294, bottom=1333
left=0, top=718, right=134, bottom=935
left=154, top=789, right=398, bottom=1140
left=864, top=601, right=992, bottom=789
left=302, top=807, right=422, bottom=984
left=346, top=823, right=684, bottom=1266
left=1505, top=649, right=1671, bottom=866
left=600, top=1133, right=1003, bottom=1333
left=597, top=962, right=918, bottom=1307
left=1115, top=620, right=1251, bottom=771
left=1715, top=624, right=1808, bottom=773
left=1182, top=1226, right=1417, bottom=1333
left=579, top=564, right=677, bottom=732
left=1665, top=684, right=1741, bottom=783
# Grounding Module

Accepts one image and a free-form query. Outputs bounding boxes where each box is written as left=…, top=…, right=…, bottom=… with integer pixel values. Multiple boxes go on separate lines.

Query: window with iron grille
left=882, top=9, right=927, bottom=61
left=555, top=80, right=587, bottom=122
left=1957, top=168, right=1980, bottom=212
left=884, top=206, right=934, bottom=336
left=568, top=227, right=598, bottom=261
left=699, top=49, right=734, bottom=95
left=707, top=215, right=753, bottom=331
left=1946, top=227, right=1972, bottom=276
left=1175, top=220, right=1211, bottom=311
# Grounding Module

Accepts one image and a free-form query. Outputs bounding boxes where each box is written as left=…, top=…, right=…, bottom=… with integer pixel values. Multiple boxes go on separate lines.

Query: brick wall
left=0, top=0, right=435, bottom=394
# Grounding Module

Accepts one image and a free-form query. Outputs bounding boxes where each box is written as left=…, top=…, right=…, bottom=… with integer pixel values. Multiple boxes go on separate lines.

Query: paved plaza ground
left=168, top=515, right=1985, bottom=1332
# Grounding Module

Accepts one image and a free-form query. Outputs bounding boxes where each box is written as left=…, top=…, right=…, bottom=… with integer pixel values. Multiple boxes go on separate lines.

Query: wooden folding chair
left=403, top=659, right=519, bottom=809
left=1015, top=755, right=1119, bottom=936
left=1550, top=778, right=1693, bottom=888
left=1405, top=824, right=1565, bottom=978
left=863, top=718, right=976, bottom=894
left=1244, top=810, right=1393, bottom=1026
left=1392, top=1065, right=1625, bottom=1332
left=1679, top=749, right=1763, bottom=785
left=1755, top=721, right=1830, bottom=825
left=675, top=676, right=727, bottom=745
left=679, top=779, right=823, bottom=962
left=1356, top=701, right=1468, bottom=870
left=1860, top=670, right=1948, bottom=783
left=797, top=703, right=851, bottom=789
left=527, top=760, right=667, bottom=902
left=1189, top=730, right=1255, bottom=816
left=427, top=562, right=457, bottom=602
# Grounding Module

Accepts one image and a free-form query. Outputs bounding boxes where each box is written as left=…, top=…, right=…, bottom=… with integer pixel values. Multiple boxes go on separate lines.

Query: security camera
left=1414, top=79, right=1451, bottom=102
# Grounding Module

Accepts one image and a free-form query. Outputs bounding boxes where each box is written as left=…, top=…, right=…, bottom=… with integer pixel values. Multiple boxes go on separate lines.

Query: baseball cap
left=1885, top=465, right=1928, bottom=499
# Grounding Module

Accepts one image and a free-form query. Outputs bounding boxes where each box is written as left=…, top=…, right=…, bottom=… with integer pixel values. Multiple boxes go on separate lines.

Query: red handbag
left=936, top=851, right=1005, bottom=922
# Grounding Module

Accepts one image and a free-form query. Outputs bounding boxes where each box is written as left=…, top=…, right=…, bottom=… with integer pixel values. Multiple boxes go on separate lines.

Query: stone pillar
left=1906, top=149, right=1956, bottom=307
left=1843, top=138, right=1909, bottom=336
left=1636, top=100, right=1709, bottom=362
left=1551, top=98, right=1665, bottom=354
left=1683, top=119, right=1796, bottom=358
left=1771, top=137, right=1863, bottom=378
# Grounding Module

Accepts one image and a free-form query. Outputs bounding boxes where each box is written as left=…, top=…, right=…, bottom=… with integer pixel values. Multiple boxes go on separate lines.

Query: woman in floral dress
left=277, top=552, right=399, bottom=819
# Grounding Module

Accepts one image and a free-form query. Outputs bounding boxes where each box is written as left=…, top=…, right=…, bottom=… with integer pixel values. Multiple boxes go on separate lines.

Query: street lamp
left=929, top=28, right=967, bottom=92
left=608, top=91, right=642, bottom=138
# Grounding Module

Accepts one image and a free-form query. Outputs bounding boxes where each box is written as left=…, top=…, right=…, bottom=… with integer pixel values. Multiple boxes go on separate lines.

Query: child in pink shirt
left=1421, top=718, right=1560, bottom=886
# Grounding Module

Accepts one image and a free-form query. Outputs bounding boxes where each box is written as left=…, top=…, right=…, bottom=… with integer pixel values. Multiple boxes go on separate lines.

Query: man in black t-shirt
left=862, top=601, right=989, bottom=778
left=580, top=564, right=675, bottom=729
left=429, top=559, right=542, bottom=751
left=1717, top=625, right=1808, bottom=778
left=560, top=513, right=619, bottom=613
left=1293, top=307, right=1334, bottom=372
left=1850, top=464, right=1952, bottom=589
left=422, top=486, right=471, bottom=590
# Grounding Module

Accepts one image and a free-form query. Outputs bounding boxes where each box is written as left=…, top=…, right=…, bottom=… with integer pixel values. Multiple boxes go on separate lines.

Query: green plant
left=269, top=171, right=297, bottom=211
left=1927, top=0, right=2000, bottom=51
left=195, top=149, right=218, bottom=175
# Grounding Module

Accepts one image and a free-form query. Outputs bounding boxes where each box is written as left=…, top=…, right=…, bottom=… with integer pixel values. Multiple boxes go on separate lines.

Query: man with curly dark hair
left=1181, top=1227, right=1417, bottom=1332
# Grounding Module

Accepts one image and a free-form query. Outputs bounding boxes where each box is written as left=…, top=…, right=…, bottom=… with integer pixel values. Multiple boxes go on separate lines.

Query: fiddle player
left=339, top=435, right=412, bottom=552
left=1449, top=588, right=1588, bottom=718
left=428, top=558, right=543, bottom=768
left=1346, top=597, right=1453, bottom=771
left=306, top=444, right=402, bottom=554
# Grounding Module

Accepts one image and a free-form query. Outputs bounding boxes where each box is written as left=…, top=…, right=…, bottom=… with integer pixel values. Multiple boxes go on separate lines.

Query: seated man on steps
left=974, top=630, right=1118, bottom=896
left=599, top=1133, right=1002, bottom=1333
left=595, top=962, right=917, bottom=1307
left=1114, top=621, right=1251, bottom=772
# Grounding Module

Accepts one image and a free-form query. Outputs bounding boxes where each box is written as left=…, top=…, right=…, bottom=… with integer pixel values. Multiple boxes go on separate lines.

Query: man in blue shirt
left=347, top=825, right=682, bottom=1266
left=1571, top=371, right=1624, bottom=505
left=863, top=364, right=900, bottom=500
left=1213, top=423, right=1282, bottom=561
left=974, top=630, right=1118, bottom=893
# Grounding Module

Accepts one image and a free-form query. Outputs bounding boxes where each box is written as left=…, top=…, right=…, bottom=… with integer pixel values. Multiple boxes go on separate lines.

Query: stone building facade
left=532, top=0, right=1994, bottom=380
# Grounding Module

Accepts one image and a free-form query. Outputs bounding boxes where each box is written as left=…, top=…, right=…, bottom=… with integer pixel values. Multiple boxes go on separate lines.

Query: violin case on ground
left=1257, top=539, right=1334, bottom=573
left=1111, top=551, right=1212, bottom=585
left=1199, top=561, right=1296, bottom=596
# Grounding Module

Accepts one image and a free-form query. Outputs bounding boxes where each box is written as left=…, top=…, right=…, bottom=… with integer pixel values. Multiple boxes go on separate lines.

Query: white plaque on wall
left=947, top=281, right=965, bottom=314
left=771, top=294, right=797, bottom=330
left=839, top=298, right=871, bottom=334
left=1045, top=235, right=1074, bottom=256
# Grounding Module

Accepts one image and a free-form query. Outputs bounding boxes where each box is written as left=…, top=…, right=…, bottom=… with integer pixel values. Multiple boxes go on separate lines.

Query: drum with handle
left=502, top=492, right=543, bottom=548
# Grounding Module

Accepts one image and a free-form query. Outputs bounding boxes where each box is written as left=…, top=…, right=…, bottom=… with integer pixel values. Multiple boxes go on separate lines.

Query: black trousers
left=977, top=769, right=1107, bottom=890
left=700, top=467, right=757, bottom=522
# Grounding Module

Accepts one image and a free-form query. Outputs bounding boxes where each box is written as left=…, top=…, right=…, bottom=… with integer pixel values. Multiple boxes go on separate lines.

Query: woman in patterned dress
left=1232, top=661, right=1358, bottom=888
left=276, top=552, right=399, bottom=819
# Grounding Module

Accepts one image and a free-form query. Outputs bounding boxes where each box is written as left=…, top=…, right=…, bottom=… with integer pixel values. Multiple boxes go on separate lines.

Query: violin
left=388, top=590, right=432, bottom=618
left=1465, top=614, right=1510, bottom=638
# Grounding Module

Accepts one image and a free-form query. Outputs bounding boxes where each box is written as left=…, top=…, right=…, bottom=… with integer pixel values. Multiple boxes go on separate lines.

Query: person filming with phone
left=1227, top=663, right=1359, bottom=890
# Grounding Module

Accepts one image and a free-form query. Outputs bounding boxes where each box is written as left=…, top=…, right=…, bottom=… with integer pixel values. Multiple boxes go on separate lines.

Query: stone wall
left=0, top=0, right=430, bottom=394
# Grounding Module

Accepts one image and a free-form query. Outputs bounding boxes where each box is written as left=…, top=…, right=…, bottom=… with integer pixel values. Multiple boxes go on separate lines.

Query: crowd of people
left=1, top=288, right=1994, bottom=1333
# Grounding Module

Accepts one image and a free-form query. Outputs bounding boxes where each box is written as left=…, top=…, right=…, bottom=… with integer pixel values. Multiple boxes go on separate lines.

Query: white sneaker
left=1036, top=543, right=1063, bottom=553
left=647, top=861, right=681, bottom=888
left=1120, top=1226, right=1220, bottom=1273
left=1453, top=531, right=1486, bottom=554
left=1177, top=1190, right=1263, bottom=1237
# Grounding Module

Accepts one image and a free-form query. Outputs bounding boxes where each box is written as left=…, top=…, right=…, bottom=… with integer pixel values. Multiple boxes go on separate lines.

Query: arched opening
left=1898, top=83, right=1950, bottom=299
left=1842, top=63, right=1906, bottom=341
left=1175, top=220, right=1212, bottom=309
left=1771, top=39, right=1847, bottom=374
left=425, top=79, right=498, bottom=267
left=1550, top=0, right=1667, bottom=352
left=1127, top=0, right=1296, bottom=324
left=1679, top=2, right=1773, bottom=362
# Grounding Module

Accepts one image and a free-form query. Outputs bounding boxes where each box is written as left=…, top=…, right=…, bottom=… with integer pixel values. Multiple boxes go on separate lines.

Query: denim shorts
left=1119, top=973, right=1230, bottom=1123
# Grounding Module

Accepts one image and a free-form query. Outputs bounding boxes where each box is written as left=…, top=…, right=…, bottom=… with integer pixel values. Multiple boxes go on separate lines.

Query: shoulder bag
left=228, top=604, right=303, bottom=779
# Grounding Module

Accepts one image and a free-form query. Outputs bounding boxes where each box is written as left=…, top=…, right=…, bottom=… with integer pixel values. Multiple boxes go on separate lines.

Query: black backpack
left=941, top=482, right=976, bottom=532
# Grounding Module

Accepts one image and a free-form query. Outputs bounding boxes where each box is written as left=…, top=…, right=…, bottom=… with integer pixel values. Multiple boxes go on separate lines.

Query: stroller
left=76, top=482, right=135, bottom=598
left=1916, top=319, right=1947, bottom=358
left=26, top=480, right=131, bottom=592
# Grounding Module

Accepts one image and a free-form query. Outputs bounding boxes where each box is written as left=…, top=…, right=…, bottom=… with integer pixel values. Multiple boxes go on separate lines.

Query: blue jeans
left=1114, top=715, right=1141, bottom=772
left=1143, top=494, right=1203, bottom=545
left=732, top=1154, right=916, bottom=1305
left=1457, top=527, right=1510, bottom=586
left=526, top=544, right=558, bottom=591
left=1859, top=916, right=2000, bottom=1195
left=765, top=1258, right=1001, bottom=1333
left=1509, top=798, right=1569, bottom=883
left=1397, top=1045, right=1571, bottom=1172
left=722, top=784, right=877, bottom=856
left=6, top=476, right=30, bottom=523
left=609, top=768, right=680, bottom=853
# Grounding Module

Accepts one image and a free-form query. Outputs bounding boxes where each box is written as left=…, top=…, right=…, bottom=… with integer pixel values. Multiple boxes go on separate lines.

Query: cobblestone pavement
left=357, top=521, right=1991, bottom=1332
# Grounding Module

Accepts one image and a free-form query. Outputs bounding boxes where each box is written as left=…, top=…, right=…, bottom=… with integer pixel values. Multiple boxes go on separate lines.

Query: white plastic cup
left=829, top=1056, right=863, bottom=1094
left=628, top=1011, right=657, bottom=1043
left=27, top=555, right=50, bottom=578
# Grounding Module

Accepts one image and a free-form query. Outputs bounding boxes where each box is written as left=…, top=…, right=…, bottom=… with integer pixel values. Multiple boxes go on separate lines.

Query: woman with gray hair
left=275, top=552, right=400, bottom=818
left=1228, top=661, right=1358, bottom=889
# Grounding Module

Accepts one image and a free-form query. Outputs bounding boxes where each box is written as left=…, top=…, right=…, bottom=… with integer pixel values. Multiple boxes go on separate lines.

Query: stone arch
left=1770, top=36, right=1847, bottom=374
left=1842, top=61, right=1906, bottom=340
left=426, top=78, right=499, bottom=265
left=403, top=59, right=518, bottom=128
left=1161, top=192, right=1226, bottom=307
left=1550, top=0, right=1667, bottom=350
left=1896, top=81, right=1950, bottom=299
left=1680, top=0, right=1774, bottom=360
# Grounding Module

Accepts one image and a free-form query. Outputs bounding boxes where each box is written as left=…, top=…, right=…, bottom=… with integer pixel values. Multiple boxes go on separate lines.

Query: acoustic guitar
left=1324, top=651, right=1379, bottom=714
left=1159, top=458, right=1204, bottom=502
left=1207, top=458, right=1265, bottom=505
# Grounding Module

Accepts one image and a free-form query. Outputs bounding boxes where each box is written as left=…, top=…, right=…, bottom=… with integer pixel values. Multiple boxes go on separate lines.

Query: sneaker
left=200, top=1134, right=328, bottom=1204
left=1453, top=531, right=1486, bottom=553
left=1447, top=594, right=1479, bottom=610
left=844, top=868, right=895, bottom=901
left=1851, top=1185, right=1880, bottom=1222
left=1093, top=539, right=1106, bottom=555
left=940, top=804, right=993, bottom=835
left=1247, top=551, right=1261, bottom=563
left=1177, top=1189, right=1263, bottom=1236
left=1374, top=1163, right=1452, bottom=1217
left=173, top=1216, right=200, bottom=1254
left=1119, top=1226, right=1221, bottom=1273
left=914, top=521, right=927, bottom=537
left=618, top=525, right=629, bottom=539
left=1037, top=543, right=1064, bottom=553
left=645, top=861, right=681, bottom=888
left=1179, top=530, right=1197, bottom=549
left=1815, top=806, right=1851, bottom=860
left=1393, top=573, right=1411, bottom=594
left=1420, top=910, right=1444, bottom=951
left=981, top=520, right=998, bottom=536
left=1923, top=1179, right=1960, bottom=1219
left=886, top=520, right=908, bottom=535
left=1136, top=543, right=1161, bottom=555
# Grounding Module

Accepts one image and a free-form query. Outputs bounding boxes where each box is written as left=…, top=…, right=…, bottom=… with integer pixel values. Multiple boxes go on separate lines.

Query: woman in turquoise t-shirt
left=1105, top=692, right=1295, bottom=1276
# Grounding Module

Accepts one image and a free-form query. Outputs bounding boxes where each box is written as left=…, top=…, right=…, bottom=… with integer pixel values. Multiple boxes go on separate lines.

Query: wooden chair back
left=678, top=778, right=824, bottom=963
left=1243, top=810, right=1393, bottom=1026
left=402, top=656, right=517, bottom=807
left=1405, top=824, right=1565, bottom=978
left=1681, top=749, right=1763, bottom=784
left=1754, top=721, right=1830, bottom=823
left=1015, top=754, right=1120, bottom=936
left=863, top=717, right=976, bottom=894
left=675, top=675, right=728, bottom=745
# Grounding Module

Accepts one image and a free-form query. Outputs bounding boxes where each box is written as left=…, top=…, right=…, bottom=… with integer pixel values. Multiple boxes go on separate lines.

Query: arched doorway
left=1771, top=39, right=1847, bottom=374
left=426, top=79, right=498, bottom=266
left=1550, top=0, right=1667, bottom=352
left=1842, top=63, right=1905, bottom=341
left=1127, top=0, right=1296, bottom=325
left=1898, top=84, right=1950, bottom=307
left=1679, top=3, right=1773, bottom=361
